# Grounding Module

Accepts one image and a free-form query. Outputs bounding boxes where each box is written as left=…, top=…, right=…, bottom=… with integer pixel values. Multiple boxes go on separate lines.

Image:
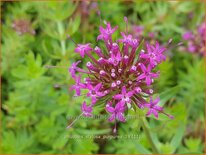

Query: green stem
left=57, top=21, right=66, bottom=55
left=140, top=117, right=159, bottom=154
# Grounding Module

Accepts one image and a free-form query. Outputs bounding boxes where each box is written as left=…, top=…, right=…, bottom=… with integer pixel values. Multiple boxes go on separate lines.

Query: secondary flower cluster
left=69, top=19, right=173, bottom=125
left=131, top=25, right=156, bottom=40
left=182, top=22, right=206, bottom=56
left=12, top=19, right=35, bottom=36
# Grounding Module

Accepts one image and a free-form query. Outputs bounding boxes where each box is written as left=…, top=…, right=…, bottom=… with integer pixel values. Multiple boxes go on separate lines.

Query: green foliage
left=1, top=1, right=204, bottom=154
left=156, top=59, right=175, bottom=91
left=184, top=138, right=203, bottom=153
left=177, top=58, right=205, bottom=119
left=170, top=124, right=185, bottom=153
left=1, top=130, right=36, bottom=153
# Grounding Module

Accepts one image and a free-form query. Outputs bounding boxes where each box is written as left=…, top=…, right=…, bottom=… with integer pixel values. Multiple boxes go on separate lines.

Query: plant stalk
left=140, top=117, right=159, bottom=154
left=57, top=21, right=66, bottom=55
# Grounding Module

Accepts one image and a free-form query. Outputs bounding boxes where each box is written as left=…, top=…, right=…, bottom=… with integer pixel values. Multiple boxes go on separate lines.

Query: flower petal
left=146, top=109, right=152, bottom=117
left=153, top=105, right=163, bottom=111
left=108, top=114, right=115, bottom=122
left=146, top=76, right=152, bottom=85
left=140, top=63, right=146, bottom=72
left=113, top=94, right=123, bottom=100
left=106, top=106, right=115, bottom=113
left=153, top=97, right=160, bottom=105
left=127, top=91, right=134, bottom=97
left=91, top=96, right=97, bottom=104
left=81, top=101, right=87, bottom=112
left=121, top=86, right=127, bottom=95
left=95, top=83, right=102, bottom=91
left=116, top=113, right=126, bottom=122
left=151, top=109, right=159, bottom=118
left=76, top=87, right=81, bottom=96
left=137, top=74, right=146, bottom=80
left=83, top=112, right=92, bottom=117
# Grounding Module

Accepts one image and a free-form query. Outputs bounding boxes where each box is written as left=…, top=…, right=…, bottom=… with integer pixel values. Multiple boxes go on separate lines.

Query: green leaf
left=52, top=131, right=68, bottom=150
left=11, top=52, right=45, bottom=79
left=160, top=142, right=174, bottom=154
left=176, top=2, right=195, bottom=13
left=39, top=2, right=77, bottom=22
left=72, top=138, right=99, bottom=154
left=159, top=86, right=180, bottom=106
left=66, top=15, right=81, bottom=36
left=42, top=40, right=62, bottom=59
left=135, top=142, right=152, bottom=154
left=136, top=39, right=144, bottom=57
left=184, top=137, right=202, bottom=153
left=1, top=130, right=35, bottom=153
left=170, top=123, right=185, bottom=153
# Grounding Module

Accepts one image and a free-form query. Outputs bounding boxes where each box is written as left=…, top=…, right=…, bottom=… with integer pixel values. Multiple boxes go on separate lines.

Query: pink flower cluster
left=69, top=19, right=173, bottom=125
left=182, top=22, right=206, bottom=55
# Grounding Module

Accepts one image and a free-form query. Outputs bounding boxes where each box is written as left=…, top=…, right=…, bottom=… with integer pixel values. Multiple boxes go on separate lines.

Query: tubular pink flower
left=97, top=22, right=118, bottom=41
left=106, top=102, right=126, bottom=122
left=68, top=61, right=81, bottom=79
left=140, top=42, right=166, bottom=67
left=86, top=83, right=105, bottom=104
left=113, top=86, right=134, bottom=105
left=75, top=43, right=92, bottom=58
left=144, top=97, right=163, bottom=118
left=70, top=75, right=85, bottom=96
left=108, top=51, right=122, bottom=66
left=81, top=101, right=93, bottom=117
left=137, top=63, right=159, bottom=86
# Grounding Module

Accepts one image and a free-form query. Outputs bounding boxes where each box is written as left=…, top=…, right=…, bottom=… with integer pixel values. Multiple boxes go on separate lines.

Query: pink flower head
left=106, top=102, right=126, bottom=122
left=137, top=63, right=159, bottom=86
left=144, top=96, right=163, bottom=118
left=69, top=18, right=173, bottom=129
left=140, top=41, right=166, bottom=67
left=119, top=32, right=139, bottom=49
left=81, top=101, right=93, bottom=117
left=118, top=32, right=133, bottom=44
left=182, top=22, right=206, bottom=56
left=68, top=60, right=81, bottom=79
left=113, top=86, right=134, bottom=105
left=70, top=75, right=85, bottom=96
left=86, top=83, right=105, bottom=104
left=108, top=51, right=122, bottom=66
left=75, top=43, right=92, bottom=58
left=97, top=22, right=118, bottom=41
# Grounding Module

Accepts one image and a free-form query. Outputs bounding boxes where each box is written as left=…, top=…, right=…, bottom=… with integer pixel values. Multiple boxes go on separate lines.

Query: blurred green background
left=1, top=1, right=205, bottom=154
